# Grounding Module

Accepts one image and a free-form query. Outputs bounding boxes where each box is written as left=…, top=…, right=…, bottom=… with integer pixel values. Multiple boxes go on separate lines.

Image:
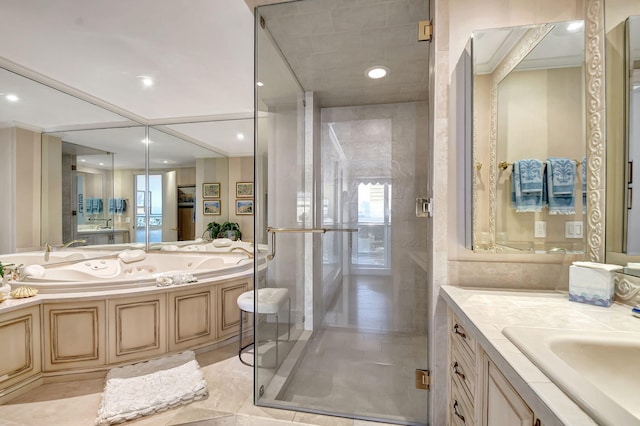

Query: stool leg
left=287, top=297, right=291, bottom=341
left=238, top=309, right=254, bottom=367
left=238, top=308, right=244, bottom=363
left=275, top=313, right=279, bottom=367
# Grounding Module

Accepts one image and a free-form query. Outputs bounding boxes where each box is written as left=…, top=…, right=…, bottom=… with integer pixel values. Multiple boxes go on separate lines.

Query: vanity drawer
left=450, top=313, right=476, bottom=359
left=450, top=374, right=475, bottom=426
left=451, top=336, right=476, bottom=400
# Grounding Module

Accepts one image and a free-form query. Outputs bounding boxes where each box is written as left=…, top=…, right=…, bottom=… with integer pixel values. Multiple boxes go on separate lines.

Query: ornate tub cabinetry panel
left=0, top=275, right=254, bottom=403
left=169, top=288, right=216, bottom=352
left=447, top=309, right=542, bottom=426
left=0, top=306, right=41, bottom=397
left=43, top=302, right=106, bottom=371
left=108, top=294, right=167, bottom=363
left=217, top=279, right=250, bottom=338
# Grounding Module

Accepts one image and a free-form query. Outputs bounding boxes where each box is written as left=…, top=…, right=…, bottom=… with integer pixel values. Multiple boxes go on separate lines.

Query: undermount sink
left=503, top=326, right=640, bottom=426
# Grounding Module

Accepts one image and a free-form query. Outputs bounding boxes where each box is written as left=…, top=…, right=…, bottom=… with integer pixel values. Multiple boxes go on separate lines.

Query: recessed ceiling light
left=137, top=75, right=154, bottom=87
left=99, top=162, right=104, bottom=166
left=80, top=159, right=86, bottom=162
left=257, top=81, right=264, bottom=87
left=163, top=160, right=168, bottom=164
left=237, top=133, right=245, bottom=140
left=366, top=66, right=389, bottom=79
left=5, top=94, right=19, bottom=102
left=567, top=21, right=583, bottom=32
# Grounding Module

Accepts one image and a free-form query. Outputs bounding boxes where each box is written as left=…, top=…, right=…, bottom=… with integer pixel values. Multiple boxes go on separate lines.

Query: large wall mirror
left=0, top=63, right=254, bottom=254
left=469, top=20, right=587, bottom=254
left=606, top=2, right=640, bottom=280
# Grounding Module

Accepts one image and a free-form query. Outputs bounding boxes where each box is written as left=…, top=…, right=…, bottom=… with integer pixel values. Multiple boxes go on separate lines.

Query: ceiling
left=0, top=0, right=430, bottom=159
left=258, top=0, right=430, bottom=108
left=0, top=0, right=255, bottom=121
left=473, top=21, right=585, bottom=75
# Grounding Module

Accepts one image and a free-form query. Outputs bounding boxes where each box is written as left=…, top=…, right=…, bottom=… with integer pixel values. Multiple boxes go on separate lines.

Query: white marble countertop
left=440, top=285, right=640, bottom=426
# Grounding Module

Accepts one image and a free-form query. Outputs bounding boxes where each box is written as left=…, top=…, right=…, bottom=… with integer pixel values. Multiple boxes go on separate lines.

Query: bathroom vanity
left=77, top=228, right=130, bottom=245
left=442, top=285, right=640, bottom=425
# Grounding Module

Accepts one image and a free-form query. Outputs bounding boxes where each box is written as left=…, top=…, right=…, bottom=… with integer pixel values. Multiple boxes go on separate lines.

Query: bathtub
left=0, top=250, right=106, bottom=267
left=8, top=249, right=257, bottom=293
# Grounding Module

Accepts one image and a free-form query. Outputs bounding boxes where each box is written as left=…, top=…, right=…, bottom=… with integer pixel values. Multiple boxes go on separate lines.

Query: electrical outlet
left=534, top=221, right=546, bottom=238
left=565, top=221, right=584, bottom=238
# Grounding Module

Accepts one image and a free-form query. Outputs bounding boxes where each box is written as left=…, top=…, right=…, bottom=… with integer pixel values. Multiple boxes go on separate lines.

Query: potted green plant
left=218, top=221, right=242, bottom=241
left=206, top=221, right=221, bottom=240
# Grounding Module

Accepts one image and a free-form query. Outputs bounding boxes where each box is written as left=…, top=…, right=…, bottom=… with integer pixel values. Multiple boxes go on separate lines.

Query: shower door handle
left=265, top=226, right=358, bottom=260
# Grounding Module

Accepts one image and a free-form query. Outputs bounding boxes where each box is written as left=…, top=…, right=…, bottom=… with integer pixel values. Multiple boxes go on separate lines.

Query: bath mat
left=95, top=351, right=208, bottom=425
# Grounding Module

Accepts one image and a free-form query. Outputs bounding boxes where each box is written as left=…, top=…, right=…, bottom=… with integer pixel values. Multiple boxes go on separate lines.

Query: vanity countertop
left=441, top=285, right=640, bottom=425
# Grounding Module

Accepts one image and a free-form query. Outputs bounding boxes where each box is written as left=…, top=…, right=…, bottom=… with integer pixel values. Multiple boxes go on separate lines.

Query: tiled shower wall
left=321, top=101, right=429, bottom=332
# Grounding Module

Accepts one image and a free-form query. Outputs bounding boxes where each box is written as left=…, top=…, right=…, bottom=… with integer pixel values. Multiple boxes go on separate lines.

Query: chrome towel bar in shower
left=265, top=227, right=358, bottom=260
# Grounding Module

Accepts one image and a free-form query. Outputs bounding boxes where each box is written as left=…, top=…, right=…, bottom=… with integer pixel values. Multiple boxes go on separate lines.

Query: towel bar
left=499, top=159, right=582, bottom=171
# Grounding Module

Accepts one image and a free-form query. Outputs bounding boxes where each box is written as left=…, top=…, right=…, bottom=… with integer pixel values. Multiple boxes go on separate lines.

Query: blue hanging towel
left=511, top=159, right=545, bottom=212
left=547, top=157, right=576, bottom=215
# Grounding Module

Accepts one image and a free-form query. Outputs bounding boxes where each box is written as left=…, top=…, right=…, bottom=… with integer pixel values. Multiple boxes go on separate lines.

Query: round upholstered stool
left=237, top=288, right=290, bottom=367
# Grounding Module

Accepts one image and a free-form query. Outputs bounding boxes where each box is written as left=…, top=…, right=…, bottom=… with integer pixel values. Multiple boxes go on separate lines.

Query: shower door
left=254, top=1, right=430, bottom=425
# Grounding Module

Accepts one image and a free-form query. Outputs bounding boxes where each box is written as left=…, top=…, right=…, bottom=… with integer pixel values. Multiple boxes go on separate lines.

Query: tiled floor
left=0, top=275, right=426, bottom=426
left=0, top=341, right=395, bottom=426
left=274, top=275, right=428, bottom=425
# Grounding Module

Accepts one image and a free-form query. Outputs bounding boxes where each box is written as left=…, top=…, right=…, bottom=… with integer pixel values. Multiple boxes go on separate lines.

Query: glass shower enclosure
left=253, top=1, right=430, bottom=424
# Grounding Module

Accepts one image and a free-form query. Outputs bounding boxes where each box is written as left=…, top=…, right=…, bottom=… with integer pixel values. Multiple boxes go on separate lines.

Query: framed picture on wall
left=202, top=182, right=220, bottom=198
left=203, top=200, right=221, bottom=215
left=236, top=182, right=253, bottom=198
left=236, top=199, right=253, bottom=215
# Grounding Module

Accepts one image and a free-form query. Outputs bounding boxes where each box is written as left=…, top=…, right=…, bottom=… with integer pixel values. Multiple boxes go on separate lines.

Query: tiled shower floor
left=274, top=275, right=428, bottom=425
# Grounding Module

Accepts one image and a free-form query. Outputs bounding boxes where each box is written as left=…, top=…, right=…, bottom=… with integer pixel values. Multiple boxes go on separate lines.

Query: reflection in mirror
left=0, top=65, right=136, bottom=254
left=0, top=64, right=255, bottom=254
left=625, top=16, right=640, bottom=256
left=149, top=121, right=254, bottom=248
left=606, top=10, right=640, bottom=277
left=43, top=126, right=146, bottom=248
left=471, top=21, right=586, bottom=254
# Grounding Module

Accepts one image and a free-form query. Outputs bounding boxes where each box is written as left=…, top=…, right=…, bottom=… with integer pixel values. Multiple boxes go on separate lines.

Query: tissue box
left=569, top=265, right=615, bottom=307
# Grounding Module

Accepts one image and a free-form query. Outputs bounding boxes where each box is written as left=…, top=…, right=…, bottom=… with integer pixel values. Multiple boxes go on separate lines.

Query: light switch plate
left=565, top=221, right=584, bottom=238
left=534, top=221, right=546, bottom=238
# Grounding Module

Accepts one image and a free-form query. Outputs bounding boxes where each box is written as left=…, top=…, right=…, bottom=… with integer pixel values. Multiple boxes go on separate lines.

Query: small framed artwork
left=203, top=200, right=221, bottom=215
left=236, top=182, right=254, bottom=198
left=203, top=182, right=220, bottom=198
left=236, top=199, right=254, bottom=215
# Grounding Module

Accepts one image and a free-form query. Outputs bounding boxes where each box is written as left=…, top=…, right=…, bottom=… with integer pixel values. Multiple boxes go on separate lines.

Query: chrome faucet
left=231, top=246, right=254, bottom=259
left=44, top=239, right=87, bottom=261
left=62, top=239, right=87, bottom=248
left=44, top=242, right=52, bottom=261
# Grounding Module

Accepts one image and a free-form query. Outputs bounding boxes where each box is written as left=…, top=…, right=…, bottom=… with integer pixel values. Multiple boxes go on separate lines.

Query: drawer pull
left=454, top=323, right=467, bottom=339
left=453, top=400, right=466, bottom=423
left=453, top=361, right=466, bottom=380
